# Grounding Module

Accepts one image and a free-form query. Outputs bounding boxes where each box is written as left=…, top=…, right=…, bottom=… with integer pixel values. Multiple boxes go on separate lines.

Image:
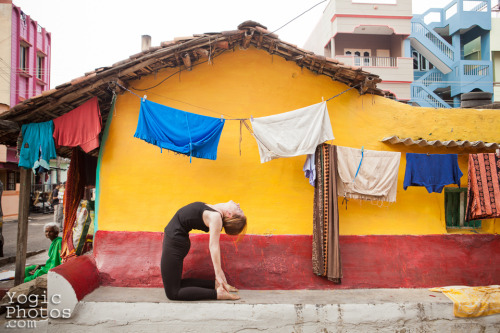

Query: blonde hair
left=222, top=214, right=247, bottom=236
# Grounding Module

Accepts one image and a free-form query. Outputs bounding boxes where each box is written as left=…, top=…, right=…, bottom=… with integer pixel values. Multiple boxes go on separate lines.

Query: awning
left=381, top=135, right=500, bottom=150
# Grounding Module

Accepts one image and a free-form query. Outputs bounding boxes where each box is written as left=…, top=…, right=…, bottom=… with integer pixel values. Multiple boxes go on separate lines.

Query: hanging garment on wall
left=53, top=97, right=102, bottom=153
left=465, top=153, right=500, bottom=221
left=61, top=147, right=98, bottom=263
left=312, top=144, right=342, bottom=283
left=303, top=153, right=316, bottom=186
left=250, top=102, right=334, bottom=163
left=403, top=153, right=463, bottom=193
left=134, top=99, right=225, bottom=161
left=18, top=120, right=57, bottom=170
left=336, top=146, right=401, bottom=202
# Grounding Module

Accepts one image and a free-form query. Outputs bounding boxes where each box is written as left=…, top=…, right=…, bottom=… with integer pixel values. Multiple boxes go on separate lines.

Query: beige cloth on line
left=336, top=146, right=401, bottom=203
left=251, top=101, right=334, bottom=163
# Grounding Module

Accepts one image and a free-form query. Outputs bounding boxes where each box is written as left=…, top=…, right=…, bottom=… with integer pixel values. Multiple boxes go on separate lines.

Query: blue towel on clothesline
left=134, top=99, right=225, bottom=161
left=403, top=153, right=463, bottom=193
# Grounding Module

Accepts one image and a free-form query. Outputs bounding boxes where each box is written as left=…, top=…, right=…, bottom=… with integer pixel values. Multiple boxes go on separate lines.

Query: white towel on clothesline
left=251, top=102, right=334, bottom=163
left=336, top=146, right=401, bottom=203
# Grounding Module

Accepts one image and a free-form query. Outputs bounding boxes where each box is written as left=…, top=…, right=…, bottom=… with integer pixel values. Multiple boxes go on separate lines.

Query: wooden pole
left=14, top=168, right=31, bottom=285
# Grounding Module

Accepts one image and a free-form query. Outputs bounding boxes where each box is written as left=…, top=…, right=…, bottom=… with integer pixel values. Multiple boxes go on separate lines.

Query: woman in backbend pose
left=161, top=200, right=247, bottom=301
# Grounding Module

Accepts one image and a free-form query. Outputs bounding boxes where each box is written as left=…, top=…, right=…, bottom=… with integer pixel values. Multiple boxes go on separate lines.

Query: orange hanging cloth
left=53, top=97, right=102, bottom=153
left=466, top=153, right=500, bottom=221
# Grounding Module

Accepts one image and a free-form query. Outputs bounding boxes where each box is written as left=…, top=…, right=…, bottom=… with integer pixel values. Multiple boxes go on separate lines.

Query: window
left=37, top=54, right=44, bottom=80
left=345, top=49, right=371, bottom=66
left=412, top=50, right=434, bottom=71
left=20, top=44, right=28, bottom=71
left=444, top=188, right=481, bottom=228
left=7, top=171, right=18, bottom=191
left=412, top=50, right=419, bottom=70
left=363, top=51, right=370, bottom=66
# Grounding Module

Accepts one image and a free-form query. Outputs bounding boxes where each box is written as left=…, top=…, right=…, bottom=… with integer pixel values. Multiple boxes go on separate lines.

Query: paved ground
left=0, top=213, right=54, bottom=290
left=85, top=286, right=452, bottom=304
left=48, top=287, right=499, bottom=333
left=1, top=213, right=55, bottom=259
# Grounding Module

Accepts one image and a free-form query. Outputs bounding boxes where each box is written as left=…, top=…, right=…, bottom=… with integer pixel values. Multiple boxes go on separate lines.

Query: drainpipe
left=141, top=35, right=151, bottom=52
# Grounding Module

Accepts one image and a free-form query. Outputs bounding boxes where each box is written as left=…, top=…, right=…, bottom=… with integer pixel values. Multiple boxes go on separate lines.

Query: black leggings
left=160, top=235, right=217, bottom=301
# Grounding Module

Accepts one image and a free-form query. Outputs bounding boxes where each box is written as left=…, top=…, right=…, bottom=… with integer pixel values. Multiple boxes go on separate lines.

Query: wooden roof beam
left=182, top=53, right=192, bottom=71
left=0, top=120, right=19, bottom=131
left=242, top=29, right=254, bottom=49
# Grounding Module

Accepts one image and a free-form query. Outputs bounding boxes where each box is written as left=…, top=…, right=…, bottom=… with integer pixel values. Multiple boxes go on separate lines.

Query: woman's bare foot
left=217, top=286, right=240, bottom=300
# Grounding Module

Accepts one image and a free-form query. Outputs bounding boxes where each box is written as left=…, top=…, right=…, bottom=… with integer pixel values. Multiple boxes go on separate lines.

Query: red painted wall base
left=93, top=231, right=500, bottom=289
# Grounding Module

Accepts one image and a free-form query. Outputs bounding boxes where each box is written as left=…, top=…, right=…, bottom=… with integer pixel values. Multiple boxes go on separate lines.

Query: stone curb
left=0, top=249, right=46, bottom=266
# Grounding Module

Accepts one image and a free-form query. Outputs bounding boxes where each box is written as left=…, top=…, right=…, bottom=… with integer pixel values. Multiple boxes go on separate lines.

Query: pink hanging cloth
left=53, top=97, right=102, bottom=153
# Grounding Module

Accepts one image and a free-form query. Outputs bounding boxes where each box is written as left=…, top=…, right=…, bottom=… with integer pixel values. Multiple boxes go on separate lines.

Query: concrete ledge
left=0, top=249, right=46, bottom=266
left=48, top=255, right=100, bottom=318
left=49, top=287, right=500, bottom=332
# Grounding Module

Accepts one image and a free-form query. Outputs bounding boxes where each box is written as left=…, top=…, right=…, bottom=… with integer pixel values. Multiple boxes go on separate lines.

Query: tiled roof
left=381, top=135, right=500, bottom=150
left=0, top=21, right=385, bottom=156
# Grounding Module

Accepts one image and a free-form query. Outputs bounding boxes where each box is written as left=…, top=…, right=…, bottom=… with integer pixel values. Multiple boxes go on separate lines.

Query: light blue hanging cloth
left=18, top=120, right=57, bottom=170
left=134, top=99, right=225, bottom=161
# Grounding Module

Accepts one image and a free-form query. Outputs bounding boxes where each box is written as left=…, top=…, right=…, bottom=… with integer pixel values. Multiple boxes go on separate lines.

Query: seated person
left=24, top=222, right=62, bottom=282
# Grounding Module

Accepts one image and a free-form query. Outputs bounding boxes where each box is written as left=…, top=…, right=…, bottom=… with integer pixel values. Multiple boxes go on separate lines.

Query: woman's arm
left=206, top=212, right=230, bottom=289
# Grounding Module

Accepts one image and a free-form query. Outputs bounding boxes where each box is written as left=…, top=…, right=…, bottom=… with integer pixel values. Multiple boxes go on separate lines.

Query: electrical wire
left=265, top=1, right=327, bottom=35
left=116, top=80, right=360, bottom=121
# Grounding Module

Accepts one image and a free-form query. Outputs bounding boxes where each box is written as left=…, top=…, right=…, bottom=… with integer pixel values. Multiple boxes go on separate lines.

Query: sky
left=13, top=0, right=453, bottom=88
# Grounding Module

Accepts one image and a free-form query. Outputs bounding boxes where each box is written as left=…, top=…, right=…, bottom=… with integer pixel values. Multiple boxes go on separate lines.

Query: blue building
left=408, top=0, right=493, bottom=108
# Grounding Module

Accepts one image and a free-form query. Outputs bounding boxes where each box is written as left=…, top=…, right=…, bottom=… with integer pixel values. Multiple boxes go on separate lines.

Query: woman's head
left=222, top=214, right=247, bottom=235
left=221, top=200, right=247, bottom=235
left=44, top=222, right=60, bottom=241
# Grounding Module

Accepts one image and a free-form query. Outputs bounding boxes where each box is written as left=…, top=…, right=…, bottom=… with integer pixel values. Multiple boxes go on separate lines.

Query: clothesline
left=113, top=81, right=358, bottom=121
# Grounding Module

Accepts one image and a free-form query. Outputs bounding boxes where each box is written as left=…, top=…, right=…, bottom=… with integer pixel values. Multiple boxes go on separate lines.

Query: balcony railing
left=412, top=85, right=450, bottom=108
left=418, top=69, right=445, bottom=87
left=463, top=63, right=489, bottom=76
left=464, top=0, right=488, bottom=12
left=336, top=56, right=398, bottom=67
left=411, top=22, right=454, bottom=60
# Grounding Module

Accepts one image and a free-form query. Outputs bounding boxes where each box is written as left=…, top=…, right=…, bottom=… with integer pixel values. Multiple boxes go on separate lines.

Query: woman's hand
left=29, top=265, right=40, bottom=275
left=216, top=274, right=238, bottom=292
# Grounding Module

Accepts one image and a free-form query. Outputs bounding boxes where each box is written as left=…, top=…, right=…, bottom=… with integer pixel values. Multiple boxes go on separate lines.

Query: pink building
left=0, top=0, right=51, bottom=219
left=0, top=0, right=51, bottom=112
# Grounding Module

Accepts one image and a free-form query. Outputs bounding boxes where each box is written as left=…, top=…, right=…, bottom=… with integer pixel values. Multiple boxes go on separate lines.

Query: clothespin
left=142, top=95, right=147, bottom=102
left=221, top=115, right=224, bottom=122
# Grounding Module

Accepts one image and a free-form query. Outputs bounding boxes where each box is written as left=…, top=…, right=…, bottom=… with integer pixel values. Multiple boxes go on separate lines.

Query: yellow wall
left=97, top=47, right=499, bottom=235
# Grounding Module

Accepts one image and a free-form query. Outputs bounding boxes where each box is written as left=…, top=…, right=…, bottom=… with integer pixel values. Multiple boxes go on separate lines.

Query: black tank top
left=164, top=202, right=217, bottom=240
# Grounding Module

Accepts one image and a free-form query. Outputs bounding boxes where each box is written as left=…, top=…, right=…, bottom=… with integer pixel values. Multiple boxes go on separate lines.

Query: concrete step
left=48, top=287, right=500, bottom=332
